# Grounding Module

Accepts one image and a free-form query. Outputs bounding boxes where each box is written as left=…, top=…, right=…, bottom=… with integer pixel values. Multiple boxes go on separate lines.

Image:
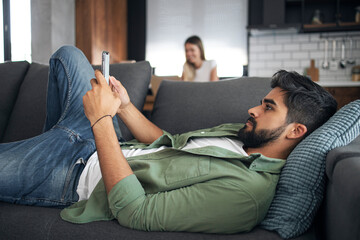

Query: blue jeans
left=0, top=46, right=122, bottom=208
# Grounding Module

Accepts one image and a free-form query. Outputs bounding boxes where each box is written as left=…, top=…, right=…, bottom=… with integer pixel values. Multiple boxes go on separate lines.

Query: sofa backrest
left=0, top=61, right=30, bottom=141
left=0, top=60, right=151, bottom=143
left=1, top=62, right=49, bottom=143
left=150, top=77, right=272, bottom=134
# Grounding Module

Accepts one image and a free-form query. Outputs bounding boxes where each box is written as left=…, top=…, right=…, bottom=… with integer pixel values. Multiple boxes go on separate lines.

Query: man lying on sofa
left=0, top=46, right=337, bottom=234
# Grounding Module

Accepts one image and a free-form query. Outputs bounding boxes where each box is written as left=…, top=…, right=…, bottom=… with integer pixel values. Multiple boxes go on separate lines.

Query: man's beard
left=237, top=117, right=286, bottom=148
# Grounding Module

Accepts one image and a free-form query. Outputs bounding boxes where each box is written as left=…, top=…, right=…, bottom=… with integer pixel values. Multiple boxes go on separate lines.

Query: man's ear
left=286, top=123, right=308, bottom=139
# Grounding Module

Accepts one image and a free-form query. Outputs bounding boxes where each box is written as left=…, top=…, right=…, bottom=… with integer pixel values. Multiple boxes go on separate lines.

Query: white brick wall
left=249, top=31, right=360, bottom=82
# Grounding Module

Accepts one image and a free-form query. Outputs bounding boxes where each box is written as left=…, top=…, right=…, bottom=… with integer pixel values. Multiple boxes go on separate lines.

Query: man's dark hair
left=271, top=70, right=337, bottom=137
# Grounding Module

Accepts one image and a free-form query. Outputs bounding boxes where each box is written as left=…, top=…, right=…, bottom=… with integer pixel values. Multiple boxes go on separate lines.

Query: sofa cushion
left=0, top=201, right=289, bottom=240
left=2, top=62, right=48, bottom=142
left=0, top=61, right=29, bottom=142
left=260, top=100, right=360, bottom=239
left=150, top=78, right=271, bottom=134
left=94, top=61, right=151, bottom=140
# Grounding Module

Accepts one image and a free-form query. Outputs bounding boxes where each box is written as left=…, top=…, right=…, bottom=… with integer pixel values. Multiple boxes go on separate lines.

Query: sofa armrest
left=324, top=135, right=360, bottom=240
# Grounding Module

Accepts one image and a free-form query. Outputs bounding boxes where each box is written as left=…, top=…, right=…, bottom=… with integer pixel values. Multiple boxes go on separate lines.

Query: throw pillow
left=260, top=100, right=360, bottom=239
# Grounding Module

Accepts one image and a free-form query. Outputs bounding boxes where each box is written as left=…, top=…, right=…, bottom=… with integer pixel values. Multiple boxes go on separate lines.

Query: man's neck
left=244, top=143, right=293, bottom=160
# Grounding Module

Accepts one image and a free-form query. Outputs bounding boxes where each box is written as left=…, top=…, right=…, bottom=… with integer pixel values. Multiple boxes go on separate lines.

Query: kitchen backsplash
left=248, top=30, right=360, bottom=82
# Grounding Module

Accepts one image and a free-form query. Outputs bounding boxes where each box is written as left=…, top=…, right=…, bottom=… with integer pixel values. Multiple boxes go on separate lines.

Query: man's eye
left=265, top=104, right=272, bottom=110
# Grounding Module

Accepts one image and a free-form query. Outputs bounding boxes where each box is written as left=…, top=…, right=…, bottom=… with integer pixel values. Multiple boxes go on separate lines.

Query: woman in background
left=181, top=35, right=218, bottom=82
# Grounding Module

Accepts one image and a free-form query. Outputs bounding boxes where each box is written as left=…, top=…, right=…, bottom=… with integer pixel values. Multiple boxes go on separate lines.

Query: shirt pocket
left=165, top=155, right=210, bottom=185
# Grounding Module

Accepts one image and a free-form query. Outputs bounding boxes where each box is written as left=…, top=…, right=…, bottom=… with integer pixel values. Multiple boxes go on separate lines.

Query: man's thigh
left=0, top=127, right=96, bottom=207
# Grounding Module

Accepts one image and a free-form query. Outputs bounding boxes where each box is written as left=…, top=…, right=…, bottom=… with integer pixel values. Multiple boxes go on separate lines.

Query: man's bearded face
left=237, top=117, right=286, bottom=148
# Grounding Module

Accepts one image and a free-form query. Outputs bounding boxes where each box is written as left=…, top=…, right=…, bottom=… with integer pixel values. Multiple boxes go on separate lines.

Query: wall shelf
left=302, top=22, right=360, bottom=32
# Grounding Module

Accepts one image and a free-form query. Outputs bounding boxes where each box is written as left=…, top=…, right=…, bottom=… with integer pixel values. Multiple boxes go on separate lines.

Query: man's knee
left=51, top=45, right=85, bottom=63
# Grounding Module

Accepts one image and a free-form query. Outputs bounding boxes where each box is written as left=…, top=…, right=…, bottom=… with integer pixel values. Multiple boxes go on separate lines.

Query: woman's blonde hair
left=183, top=35, right=205, bottom=81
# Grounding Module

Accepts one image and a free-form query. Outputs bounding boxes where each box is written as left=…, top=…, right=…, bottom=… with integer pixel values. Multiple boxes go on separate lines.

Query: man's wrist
left=91, top=115, right=113, bottom=130
left=118, top=102, right=133, bottom=117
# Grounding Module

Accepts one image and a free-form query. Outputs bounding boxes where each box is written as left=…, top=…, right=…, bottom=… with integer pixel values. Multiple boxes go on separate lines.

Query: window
left=146, top=0, right=248, bottom=77
left=1, top=0, right=31, bottom=63
left=10, top=0, right=31, bottom=62
left=0, top=1, right=3, bottom=62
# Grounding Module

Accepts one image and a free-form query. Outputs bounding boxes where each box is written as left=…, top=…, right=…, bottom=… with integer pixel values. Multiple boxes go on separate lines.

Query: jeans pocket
left=61, top=157, right=85, bottom=202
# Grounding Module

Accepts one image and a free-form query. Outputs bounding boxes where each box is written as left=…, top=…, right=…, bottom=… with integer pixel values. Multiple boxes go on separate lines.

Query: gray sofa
left=0, top=60, right=359, bottom=240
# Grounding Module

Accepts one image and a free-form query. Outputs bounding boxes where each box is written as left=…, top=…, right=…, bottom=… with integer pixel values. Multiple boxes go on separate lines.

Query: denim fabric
left=0, top=46, right=122, bottom=208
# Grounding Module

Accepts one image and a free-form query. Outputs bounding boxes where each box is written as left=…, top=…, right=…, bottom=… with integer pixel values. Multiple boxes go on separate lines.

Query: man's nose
left=248, top=105, right=261, bottom=118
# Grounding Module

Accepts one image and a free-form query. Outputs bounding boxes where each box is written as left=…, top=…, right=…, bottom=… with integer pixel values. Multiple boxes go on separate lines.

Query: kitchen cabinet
left=248, top=0, right=360, bottom=33
left=248, top=0, right=300, bottom=30
left=324, top=86, right=360, bottom=109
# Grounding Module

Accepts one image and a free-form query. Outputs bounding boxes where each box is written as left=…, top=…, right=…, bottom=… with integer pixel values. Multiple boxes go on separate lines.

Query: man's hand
left=109, top=76, right=130, bottom=114
left=107, top=72, right=163, bottom=144
left=83, top=70, right=121, bottom=126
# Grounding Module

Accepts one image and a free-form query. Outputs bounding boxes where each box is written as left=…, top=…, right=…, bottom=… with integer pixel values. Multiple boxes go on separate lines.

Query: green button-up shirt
left=61, top=123, right=285, bottom=234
